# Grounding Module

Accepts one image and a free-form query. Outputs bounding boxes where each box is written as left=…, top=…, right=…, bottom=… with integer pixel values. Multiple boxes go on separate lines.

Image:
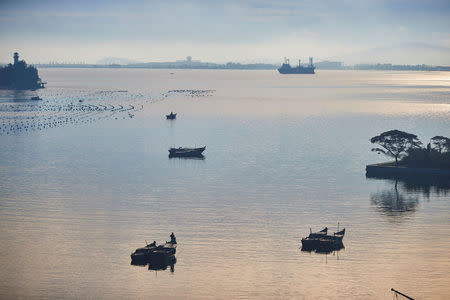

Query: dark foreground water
left=0, top=69, right=449, bottom=299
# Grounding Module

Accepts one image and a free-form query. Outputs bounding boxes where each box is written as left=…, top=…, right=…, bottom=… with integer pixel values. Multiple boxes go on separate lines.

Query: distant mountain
left=96, top=57, right=141, bottom=65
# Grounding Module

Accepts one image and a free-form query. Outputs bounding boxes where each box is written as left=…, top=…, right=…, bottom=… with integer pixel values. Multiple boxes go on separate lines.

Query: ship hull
left=169, top=146, right=206, bottom=158
left=278, top=67, right=315, bottom=74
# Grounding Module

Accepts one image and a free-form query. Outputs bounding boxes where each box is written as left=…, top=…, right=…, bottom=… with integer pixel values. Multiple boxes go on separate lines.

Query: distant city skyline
left=1, top=0, right=449, bottom=65
left=5, top=55, right=450, bottom=72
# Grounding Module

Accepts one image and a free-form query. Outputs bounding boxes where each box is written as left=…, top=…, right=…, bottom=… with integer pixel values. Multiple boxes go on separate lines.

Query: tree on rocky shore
left=370, top=130, right=422, bottom=166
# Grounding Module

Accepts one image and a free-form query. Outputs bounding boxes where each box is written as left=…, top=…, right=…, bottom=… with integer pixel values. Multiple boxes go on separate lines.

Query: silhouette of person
left=170, top=232, right=176, bottom=244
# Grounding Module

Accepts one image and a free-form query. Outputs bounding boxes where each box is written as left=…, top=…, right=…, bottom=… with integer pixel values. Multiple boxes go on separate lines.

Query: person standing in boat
left=170, top=232, right=177, bottom=244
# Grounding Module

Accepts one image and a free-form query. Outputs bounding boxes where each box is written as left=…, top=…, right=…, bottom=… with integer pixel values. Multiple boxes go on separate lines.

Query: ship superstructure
left=278, top=57, right=315, bottom=74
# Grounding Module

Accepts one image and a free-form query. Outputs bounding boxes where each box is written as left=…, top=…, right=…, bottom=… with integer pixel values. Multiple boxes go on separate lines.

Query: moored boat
left=130, top=242, right=157, bottom=264
left=301, top=227, right=345, bottom=253
left=131, top=233, right=177, bottom=264
left=169, top=146, right=206, bottom=158
left=166, top=112, right=176, bottom=119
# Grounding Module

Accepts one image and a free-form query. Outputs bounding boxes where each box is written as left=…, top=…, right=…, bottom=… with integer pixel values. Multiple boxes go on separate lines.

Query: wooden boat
left=301, top=227, right=345, bottom=252
left=147, top=245, right=176, bottom=261
left=131, top=241, right=177, bottom=263
left=131, top=233, right=177, bottom=264
left=166, top=112, right=176, bottom=119
left=169, top=146, right=206, bottom=158
left=130, top=243, right=157, bottom=264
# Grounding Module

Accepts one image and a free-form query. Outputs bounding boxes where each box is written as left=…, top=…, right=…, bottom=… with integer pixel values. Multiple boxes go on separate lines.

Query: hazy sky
left=1, top=0, right=449, bottom=64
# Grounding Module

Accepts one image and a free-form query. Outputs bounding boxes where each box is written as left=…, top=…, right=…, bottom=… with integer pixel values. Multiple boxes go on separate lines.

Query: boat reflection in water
left=131, top=256, right=177, bottom=272
left=168, top=154, right=205, bottom=160
left=149, top=257, right=176, bottom=272
left=301, top=226, right=345, bottom=254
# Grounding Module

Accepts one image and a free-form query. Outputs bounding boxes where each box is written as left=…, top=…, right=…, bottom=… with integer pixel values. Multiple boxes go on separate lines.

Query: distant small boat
left=169, top=146, right=205, bottom=158
left=31, top=96, right=42, bottom=100
left=166, top=112, right=176, bottom=119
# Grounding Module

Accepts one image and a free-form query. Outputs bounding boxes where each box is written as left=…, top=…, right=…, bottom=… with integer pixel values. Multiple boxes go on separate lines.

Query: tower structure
left=13, top=52, right=19, bottom=65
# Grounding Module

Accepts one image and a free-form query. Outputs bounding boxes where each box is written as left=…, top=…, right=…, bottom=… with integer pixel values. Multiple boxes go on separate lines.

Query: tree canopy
left=431, top=136, right=450, bottom=153
left=370, top=129, right=422, bottom=166
left=0, top=59, right=43, bottom=90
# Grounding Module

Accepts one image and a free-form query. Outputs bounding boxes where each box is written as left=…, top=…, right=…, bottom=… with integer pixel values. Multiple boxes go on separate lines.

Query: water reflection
left=368, top=175, right=450, bottom=216
left=301, top=244, right=345, bottom=255
left=370, top=181, right=419, bottom=216
left=168, top=154, right=205, bottom=160
left=397, top=178, right=450, bottom=199
left=0, top=90, right=37, bottom=103
left=367, top=174, right=450, bottom=199
left=131, top=257, right=176, bottom=273
left=11, top=90, right=32, bottom=101
left=149, top=257, right=176, bottom=272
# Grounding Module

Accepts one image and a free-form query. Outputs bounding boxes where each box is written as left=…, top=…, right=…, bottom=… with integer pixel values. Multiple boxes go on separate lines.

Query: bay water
left=0, top=69, right=449, bottom=299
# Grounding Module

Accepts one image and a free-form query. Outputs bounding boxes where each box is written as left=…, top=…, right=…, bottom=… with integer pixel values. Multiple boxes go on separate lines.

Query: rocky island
left=0, top=52, right=45, bottom=90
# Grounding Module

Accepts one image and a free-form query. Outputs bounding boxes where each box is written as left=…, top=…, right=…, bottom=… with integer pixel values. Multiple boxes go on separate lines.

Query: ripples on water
left=0, top=69, right=449, bottom=299
left=0, top=88, right=214, bottom=135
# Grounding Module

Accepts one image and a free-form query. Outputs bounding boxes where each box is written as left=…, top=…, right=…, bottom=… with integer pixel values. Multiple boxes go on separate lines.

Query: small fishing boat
left=169, top=146, right=206, bottom=158
left=130, top=242, right=157, bottom=264
left=31, top=96, right=42, bottom=100
left=301, top=227, right=345, bottom=253
left=166, top=112, right=176, bottom=119
left=131, top=233, right=177, bottom=264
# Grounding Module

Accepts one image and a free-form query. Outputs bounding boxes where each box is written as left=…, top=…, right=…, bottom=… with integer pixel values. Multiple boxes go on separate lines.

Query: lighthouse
left=13, top=52, right=19, bottom=65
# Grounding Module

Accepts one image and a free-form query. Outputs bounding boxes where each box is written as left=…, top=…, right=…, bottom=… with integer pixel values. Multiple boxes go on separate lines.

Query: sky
left=0, top=0, right=449, bottom=65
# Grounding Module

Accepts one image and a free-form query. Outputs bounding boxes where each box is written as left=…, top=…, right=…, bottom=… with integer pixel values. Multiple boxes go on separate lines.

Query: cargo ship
left=278, top=57, right=315, bottom=74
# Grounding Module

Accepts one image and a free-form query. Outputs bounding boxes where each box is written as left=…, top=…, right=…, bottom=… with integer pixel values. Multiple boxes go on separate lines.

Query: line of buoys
left=0, top=89, right=215, bottom=135
left=0, top=100, right=142, bottom=135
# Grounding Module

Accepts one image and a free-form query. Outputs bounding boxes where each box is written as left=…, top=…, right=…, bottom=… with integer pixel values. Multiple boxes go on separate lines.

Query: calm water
left=0, top=69, right=449, bottom=299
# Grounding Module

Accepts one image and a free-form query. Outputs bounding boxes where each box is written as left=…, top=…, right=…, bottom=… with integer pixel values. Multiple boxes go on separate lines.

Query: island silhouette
left=0, top=52, right=45, bottom=90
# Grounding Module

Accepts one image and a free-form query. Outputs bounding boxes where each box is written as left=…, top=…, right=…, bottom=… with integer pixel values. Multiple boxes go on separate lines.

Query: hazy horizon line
left=2, top=56, right=450, bottom=67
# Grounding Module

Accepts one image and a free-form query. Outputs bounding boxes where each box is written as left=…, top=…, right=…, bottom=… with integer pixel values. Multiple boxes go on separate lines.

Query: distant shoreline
left=1, top=61, right=448, bottom=72
left=20, top=65, right=450, bottom=72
